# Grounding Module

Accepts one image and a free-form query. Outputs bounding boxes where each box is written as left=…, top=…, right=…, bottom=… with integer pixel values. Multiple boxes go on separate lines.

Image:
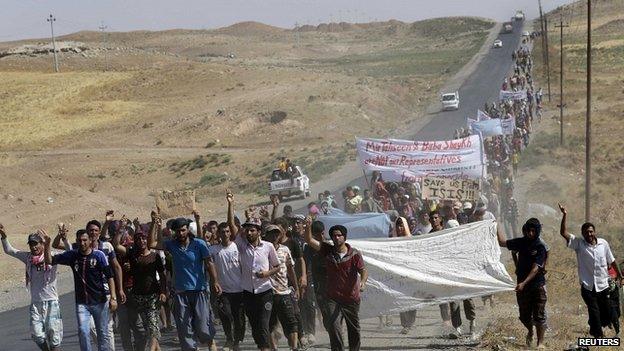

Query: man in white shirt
left=558, top=203, right=622, bottom=337
left=208, top=222, right=245, bottom=351
left=226, top=190, right=280, bottom=351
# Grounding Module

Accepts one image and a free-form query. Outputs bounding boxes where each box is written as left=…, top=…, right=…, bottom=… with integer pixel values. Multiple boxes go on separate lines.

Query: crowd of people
left=1, top=30, right=622, bottom=351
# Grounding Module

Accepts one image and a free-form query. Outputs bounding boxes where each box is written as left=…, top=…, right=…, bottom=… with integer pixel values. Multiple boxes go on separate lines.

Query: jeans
left=77, top=302, right=111, bottom=351
left=172, top=290, right=216, bottom=351
left=299, top=288, right=317, bottom=336
left=581, top=285, right=611, bottom=338
left=118, top=290, right=146, bottom=351
left=217, top=292, right=245, bottom=343
left=325, top=299, right=360, bottom=351
left=30, top=300, right=63, bottom=349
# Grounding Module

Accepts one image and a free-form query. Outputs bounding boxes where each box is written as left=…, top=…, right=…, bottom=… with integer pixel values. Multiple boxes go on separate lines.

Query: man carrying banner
left=497, top=218, right=547, bottom=349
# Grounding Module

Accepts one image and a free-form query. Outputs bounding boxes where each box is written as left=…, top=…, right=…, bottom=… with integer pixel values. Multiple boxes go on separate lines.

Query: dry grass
left=0, top=71, right=142, bottom=149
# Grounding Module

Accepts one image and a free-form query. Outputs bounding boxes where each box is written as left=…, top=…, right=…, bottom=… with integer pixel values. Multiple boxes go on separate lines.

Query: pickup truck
left=269, top=165, right=311, bottom=200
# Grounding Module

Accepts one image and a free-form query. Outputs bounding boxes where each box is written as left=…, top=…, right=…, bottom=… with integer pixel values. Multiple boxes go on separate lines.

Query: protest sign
left=356, top=135, right=487, bottom=180
left=354, top=220, right=514, bottom=318
left=477, top=109, right=491, bottom=121
left=469, top=117, right=516, bottom=137
left=499, top=89, right=527, bottom=101
left=155, top=190, right=196, bottom=219
left=421, top=177, right=480, bottom=201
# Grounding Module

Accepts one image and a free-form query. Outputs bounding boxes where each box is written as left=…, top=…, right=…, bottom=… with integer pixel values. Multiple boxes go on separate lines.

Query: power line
left=585, top=0, right=592, bottom=222
left=46, top=14, right=59, bottom=73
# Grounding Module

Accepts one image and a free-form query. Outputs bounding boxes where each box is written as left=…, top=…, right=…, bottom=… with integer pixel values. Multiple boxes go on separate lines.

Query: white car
left=493, top=39, right=503, bottom=48
left=522, top=31, right=530, bottom=37
left=441, top=92, right=460, bottom=111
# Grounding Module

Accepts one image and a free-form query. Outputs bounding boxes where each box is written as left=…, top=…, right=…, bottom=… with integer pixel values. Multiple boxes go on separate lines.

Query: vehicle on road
left=515, top=11, right=525, bottom=21
left=441, top=92, right=460, bottom=111
left=522, top=31, right=530, bottom=37
left=493, top=39, right=503, bottom=48
left=269, top=165, right=310, bottom=200
left=502, top=22, right=513, bottom=33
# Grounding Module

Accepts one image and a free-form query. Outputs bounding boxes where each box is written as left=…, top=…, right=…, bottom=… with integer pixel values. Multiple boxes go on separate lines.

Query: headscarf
left=394, top=217, right=412, bottom=237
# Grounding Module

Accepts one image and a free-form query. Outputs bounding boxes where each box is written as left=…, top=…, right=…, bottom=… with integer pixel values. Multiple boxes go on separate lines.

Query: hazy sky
left=2, top=0, right=575, bottom=42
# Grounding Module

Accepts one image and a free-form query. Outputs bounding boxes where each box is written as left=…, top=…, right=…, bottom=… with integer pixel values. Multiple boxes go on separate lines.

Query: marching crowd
left=1, top=31, right=622, bottom=351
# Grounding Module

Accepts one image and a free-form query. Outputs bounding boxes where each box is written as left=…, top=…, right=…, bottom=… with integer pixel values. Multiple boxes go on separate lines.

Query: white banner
left=469, top=117, right=516, bottom=137
left=477, top=109, right=491, bottom=121
left=499, top=89, right=527, bottom=101
left=318, top=208, right=392, bottom=239
left=354, top=220, right=514, bottom=318
left=357, top=135, right=487, bottom=180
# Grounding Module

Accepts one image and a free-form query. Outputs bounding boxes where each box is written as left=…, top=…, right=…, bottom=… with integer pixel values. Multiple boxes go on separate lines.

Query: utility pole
left=544, top=14, right=552, bottom=102
left=585, top=0, right=592, bottom=222
left=99, top=22, right=108, bottom=71
left=555, top=16, right=569, bottom=146
left=47, top=14, right=59, bottom=72
left=538, top=0, right=546, bottom=64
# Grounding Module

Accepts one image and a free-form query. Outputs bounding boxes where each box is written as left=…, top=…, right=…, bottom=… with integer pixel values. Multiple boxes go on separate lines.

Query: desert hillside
left=0, top=17, right=494, bottom=289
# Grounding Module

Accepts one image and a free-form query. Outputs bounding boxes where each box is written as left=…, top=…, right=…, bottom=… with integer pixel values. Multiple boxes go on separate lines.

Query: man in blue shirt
left=497, top=218, right=547, bottom=349
left=43, top=228, right=118, bottom=351
left=149, top=212, right=221, bottom=351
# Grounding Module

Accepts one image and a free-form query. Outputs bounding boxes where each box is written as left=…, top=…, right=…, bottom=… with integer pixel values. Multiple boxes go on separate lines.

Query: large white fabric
left=318, top=208, right=392, bottom=239
left=351, top=220, right=514, bottom=318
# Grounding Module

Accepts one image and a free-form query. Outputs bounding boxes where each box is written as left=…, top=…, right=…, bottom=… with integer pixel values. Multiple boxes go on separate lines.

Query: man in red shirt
left=304, top=217, right=367, bottom=351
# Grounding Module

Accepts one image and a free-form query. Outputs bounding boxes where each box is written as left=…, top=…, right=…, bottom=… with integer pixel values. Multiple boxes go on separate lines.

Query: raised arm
left=558, top=203, right=571, bottom=242
left=496, top=222, right=507, bottom=247
left=0, top=224, right=22, bottom=258
left=51, top=223, right=68, bottom=250
left=271, top=195, right=279, bottom=221
left=193, top=210, right=203, bottom=240
left=303, top=216, right=321, bottom=251
left=111, top=224, right=127, bottom=257
left=101, top=210, right=115, bottom=242
left=148, top=209, right=165, bottom=250
left=226, top=189, right=239, bottom=238
left=40, top=229, right=53, bottom=265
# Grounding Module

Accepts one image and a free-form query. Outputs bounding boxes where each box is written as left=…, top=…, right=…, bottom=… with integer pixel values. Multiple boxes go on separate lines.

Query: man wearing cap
left=1, top=225, right=63, bottom=351
left=304, top=217, right=368, bottom=351
left=208, top=222, right=245, bottom=351
left=226, top=190, right=280, bottom=351
left=148, top=212, right=221, bottom=351
left=497, top=218, right=548, bottom=349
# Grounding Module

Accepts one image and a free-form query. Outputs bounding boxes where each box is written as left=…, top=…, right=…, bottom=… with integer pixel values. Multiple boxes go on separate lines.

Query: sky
left=1, top=0, right=575, bottom=42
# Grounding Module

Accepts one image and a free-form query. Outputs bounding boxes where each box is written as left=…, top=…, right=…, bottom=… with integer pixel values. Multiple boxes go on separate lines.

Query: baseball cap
left=453, top=201, right=462, bottom=210
left=292, top=214, right=305, bottom=222
left=170, top=218, right=191, bottom=231
left=463, top=202, right=473, bottom=210
left=27, top=233, right=43, bottom=244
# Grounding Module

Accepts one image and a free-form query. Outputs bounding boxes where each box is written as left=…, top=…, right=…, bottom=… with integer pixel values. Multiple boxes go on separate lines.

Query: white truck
left=269, top=165, right=310, bottom=200
left=514, top=11, right=525, bottom=21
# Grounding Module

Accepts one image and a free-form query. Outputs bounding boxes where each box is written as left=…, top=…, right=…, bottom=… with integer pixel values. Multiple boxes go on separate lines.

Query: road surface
left=0, top=23, right=523, bottom=351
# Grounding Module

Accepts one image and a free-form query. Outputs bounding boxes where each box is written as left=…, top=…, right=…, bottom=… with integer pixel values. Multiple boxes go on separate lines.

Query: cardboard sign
left=421, top=177, right=480, bottom=201
left=155, top=190, right=196, bottom=218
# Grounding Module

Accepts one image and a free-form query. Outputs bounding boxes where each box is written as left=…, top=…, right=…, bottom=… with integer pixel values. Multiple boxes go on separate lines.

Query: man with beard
left=1, top=224, right=63, bottom=351
left=558, top=203, right=622, bottom=338
left=304, top=218, right=368, bottom=351
left=227, top=190, right=280, bottom=351
left=148, top=212, right=220, bottom=351
left=497, top=218, right=547, bottom=349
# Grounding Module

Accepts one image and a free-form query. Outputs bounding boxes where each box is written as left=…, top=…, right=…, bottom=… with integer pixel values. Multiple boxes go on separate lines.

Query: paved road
left=0, top=24, right=523, bottom=351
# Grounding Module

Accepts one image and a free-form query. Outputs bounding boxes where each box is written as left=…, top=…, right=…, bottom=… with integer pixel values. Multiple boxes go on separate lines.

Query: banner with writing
left=421, top=177, right=480, bottom=201
left=469, top=117, right=515, bottom=137
left=357, top=135, right=486, bottom=180
left=499, top=89, right=527, bottom=101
